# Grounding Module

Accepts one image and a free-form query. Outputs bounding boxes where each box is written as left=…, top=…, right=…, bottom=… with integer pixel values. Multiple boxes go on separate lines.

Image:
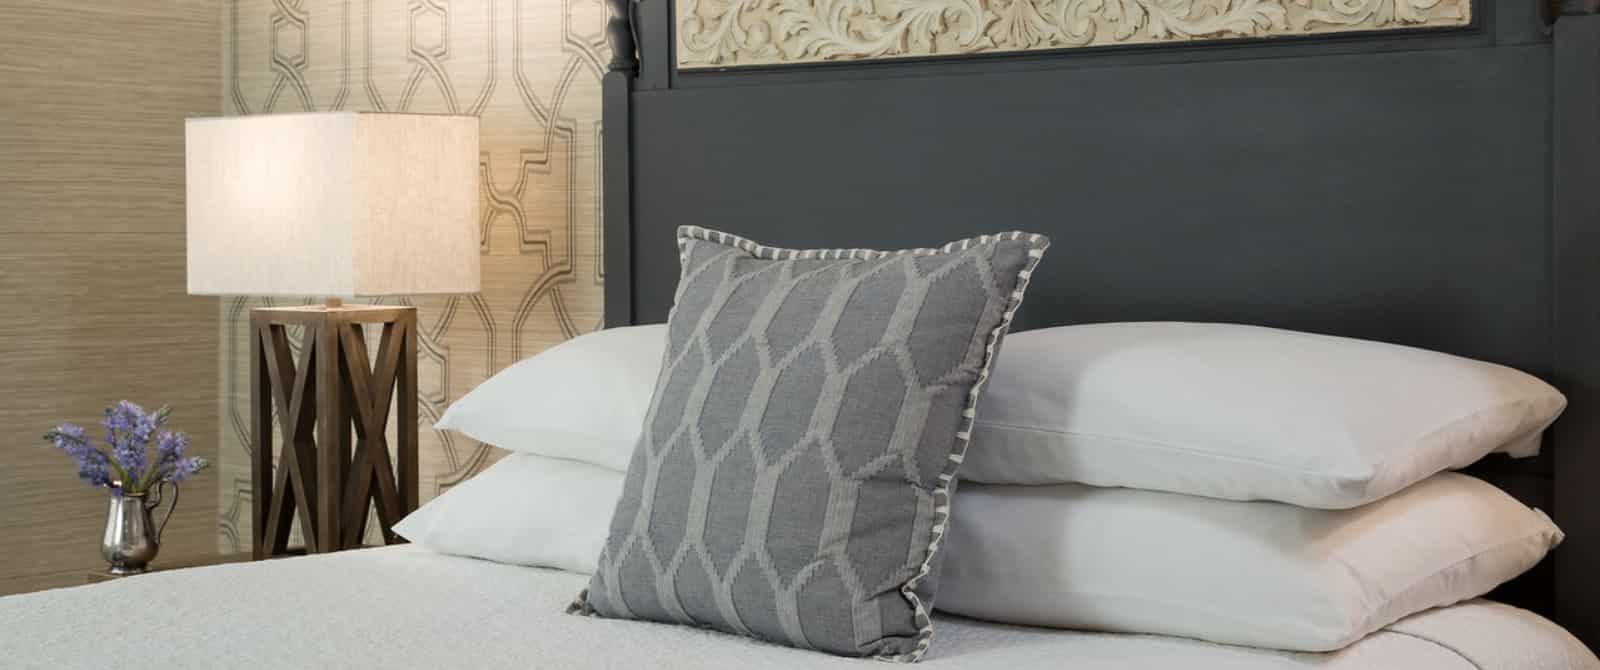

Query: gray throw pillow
left=571, top=226, right=1049, bottom=662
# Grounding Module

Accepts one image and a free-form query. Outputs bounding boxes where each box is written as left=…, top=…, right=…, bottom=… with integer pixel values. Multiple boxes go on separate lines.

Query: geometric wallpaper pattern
left=219, top=0, right=608, bottom=551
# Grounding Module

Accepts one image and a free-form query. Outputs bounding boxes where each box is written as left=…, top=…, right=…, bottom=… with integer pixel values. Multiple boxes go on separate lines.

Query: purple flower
left=166, top=455, right=208, bottom=484
left=44, top=423, right=113, bottom=488
left=45, top=401, right=202, bottom=492
left=151, top=430, right=206, bottom=484
left=102, top=401, right=165, bottom=485
left=153, top=430, right=186, bottom=466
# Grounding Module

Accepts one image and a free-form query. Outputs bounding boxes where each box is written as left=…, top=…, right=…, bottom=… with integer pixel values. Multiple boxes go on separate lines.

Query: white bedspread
left=2, top=545, right=1594, bottom=669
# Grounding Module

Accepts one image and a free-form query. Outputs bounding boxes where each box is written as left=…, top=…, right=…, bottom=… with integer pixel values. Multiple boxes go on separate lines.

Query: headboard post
left=604, top=0, right=638, bottom=73
left=601, top=0, right=638, bottom=328
left=1553, top=12, right=1600, bottom=647
left=602, top=69, right=634, bottom=328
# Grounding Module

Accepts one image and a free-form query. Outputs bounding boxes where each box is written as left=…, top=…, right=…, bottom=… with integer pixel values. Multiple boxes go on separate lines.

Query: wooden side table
left=86, top=552, right=254, bottom=584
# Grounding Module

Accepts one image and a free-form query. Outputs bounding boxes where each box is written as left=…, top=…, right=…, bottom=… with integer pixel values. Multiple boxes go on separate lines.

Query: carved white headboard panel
left=676, top=0, right=1472, bottom=68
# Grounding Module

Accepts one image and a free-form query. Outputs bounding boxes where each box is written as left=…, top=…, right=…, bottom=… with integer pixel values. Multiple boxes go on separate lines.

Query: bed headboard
left=598, top=0, right=1600, bottom=648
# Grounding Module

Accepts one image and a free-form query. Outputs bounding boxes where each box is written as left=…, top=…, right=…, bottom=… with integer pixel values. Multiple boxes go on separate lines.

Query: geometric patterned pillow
left=571, top=226, right=1049, bottom=662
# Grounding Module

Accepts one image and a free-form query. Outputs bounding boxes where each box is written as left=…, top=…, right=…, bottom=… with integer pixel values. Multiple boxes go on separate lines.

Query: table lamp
left=185, top=112, right=480, bottom=558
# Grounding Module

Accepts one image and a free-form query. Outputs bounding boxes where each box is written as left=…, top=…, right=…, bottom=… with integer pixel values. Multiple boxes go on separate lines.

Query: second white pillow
left=937, top=473, right=1563, bottom=652
left=393, top=452, right=623, bottom=573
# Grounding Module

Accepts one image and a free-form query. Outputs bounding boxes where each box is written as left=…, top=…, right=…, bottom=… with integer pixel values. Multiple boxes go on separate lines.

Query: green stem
left=138, top=459, right=167, bottom=492
left=106, top=459, right=132, bottom=493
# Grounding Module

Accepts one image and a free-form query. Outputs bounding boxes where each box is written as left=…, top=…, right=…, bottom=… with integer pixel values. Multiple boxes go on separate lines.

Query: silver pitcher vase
left=101, top=482, right=178, bottom=575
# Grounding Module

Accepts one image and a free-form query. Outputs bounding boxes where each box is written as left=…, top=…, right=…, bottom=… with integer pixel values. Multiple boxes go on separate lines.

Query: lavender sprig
left=103, top=401, right=165, bottom=484
left=141, top=430, right=207, bottom=490
left=44, top=402, right=206, bottom=494
left=43, top=424, right=116, bottom=488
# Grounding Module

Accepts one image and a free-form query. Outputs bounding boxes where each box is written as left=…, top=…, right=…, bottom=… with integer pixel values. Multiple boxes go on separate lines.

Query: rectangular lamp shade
left=186, top=112, right=481, bottom=297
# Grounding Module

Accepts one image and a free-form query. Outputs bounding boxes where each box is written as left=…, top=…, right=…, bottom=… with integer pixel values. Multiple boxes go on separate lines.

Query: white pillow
left=966, top=322, right=1566, bottom=508
left=434, top=324, right=665, bottom=470
left=393, top=453, right=623, bottom=573
left=938, top=473, right=1563, bottom=652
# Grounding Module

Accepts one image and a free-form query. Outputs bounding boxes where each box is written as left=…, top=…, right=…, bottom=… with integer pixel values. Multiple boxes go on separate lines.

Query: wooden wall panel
left=217, top=0, right=609, bottom=550
left=0, top=0, right=221, bottom=593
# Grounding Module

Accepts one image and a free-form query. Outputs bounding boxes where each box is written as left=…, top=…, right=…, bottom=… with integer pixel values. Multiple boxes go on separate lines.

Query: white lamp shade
left=186, top=112, right=481, bottom=297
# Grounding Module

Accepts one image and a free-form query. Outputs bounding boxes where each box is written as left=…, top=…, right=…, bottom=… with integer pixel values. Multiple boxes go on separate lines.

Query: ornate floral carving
left=676, top=0, right=1469, bottom=67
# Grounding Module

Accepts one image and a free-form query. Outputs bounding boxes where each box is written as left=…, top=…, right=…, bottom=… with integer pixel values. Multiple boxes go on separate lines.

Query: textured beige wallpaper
left=218, top=0, right=608, bottom=551
left=0, top=0, right=220, bottom=593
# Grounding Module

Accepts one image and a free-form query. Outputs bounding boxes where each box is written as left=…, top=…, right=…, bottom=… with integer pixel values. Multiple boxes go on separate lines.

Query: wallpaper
left=676, top=0, right=1472, bottom=68
left=0, top=0, right=220, bottom=594
left=219, top=0, right=608, bottom=551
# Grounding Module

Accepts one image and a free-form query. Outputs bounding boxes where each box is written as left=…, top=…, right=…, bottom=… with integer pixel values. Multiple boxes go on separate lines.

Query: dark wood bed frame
left=597, top=0, right=1600, bottom=648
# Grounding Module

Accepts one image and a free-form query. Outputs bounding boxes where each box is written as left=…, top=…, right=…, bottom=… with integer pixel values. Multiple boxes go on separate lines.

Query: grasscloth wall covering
left=219, top=0, right=608, bottom=550
left=676, top=0, right=1472, bottom=68
left=0, top=0, right=220, bottom=593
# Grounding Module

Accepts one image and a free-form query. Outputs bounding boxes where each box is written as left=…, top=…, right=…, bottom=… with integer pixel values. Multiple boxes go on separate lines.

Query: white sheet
left=1, top=545, right=1593, bottom=669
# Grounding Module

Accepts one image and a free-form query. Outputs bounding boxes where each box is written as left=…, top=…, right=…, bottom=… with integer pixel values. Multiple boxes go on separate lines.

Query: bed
left=2, top=544, right=1593, bottom=669
left=4, top=0, right=1599, bottom=666
left=596, top=0, right=1600, bottom=659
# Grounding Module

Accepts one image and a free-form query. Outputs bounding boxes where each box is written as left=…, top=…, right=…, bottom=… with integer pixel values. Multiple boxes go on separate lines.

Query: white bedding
left=2, top=545, right=1593, bottom=670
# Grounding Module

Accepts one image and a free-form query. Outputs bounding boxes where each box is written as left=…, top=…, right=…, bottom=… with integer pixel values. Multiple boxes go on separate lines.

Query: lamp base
left=248, top=303, right=418, bottom=559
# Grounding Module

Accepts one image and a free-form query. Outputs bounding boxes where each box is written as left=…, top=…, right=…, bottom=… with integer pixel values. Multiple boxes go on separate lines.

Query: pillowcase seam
left=974, top=394, right=1559, bottom=485
left=971, top=421, right=1376, bottom=481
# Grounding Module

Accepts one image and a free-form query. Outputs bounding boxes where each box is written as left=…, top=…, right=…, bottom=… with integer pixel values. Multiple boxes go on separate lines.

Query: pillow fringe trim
left=883, top=231, right=1049, bottom=663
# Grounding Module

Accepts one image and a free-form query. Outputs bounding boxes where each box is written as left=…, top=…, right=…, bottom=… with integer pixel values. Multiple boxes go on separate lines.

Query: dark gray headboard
left=599, top=0, right=1600, bottom=648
